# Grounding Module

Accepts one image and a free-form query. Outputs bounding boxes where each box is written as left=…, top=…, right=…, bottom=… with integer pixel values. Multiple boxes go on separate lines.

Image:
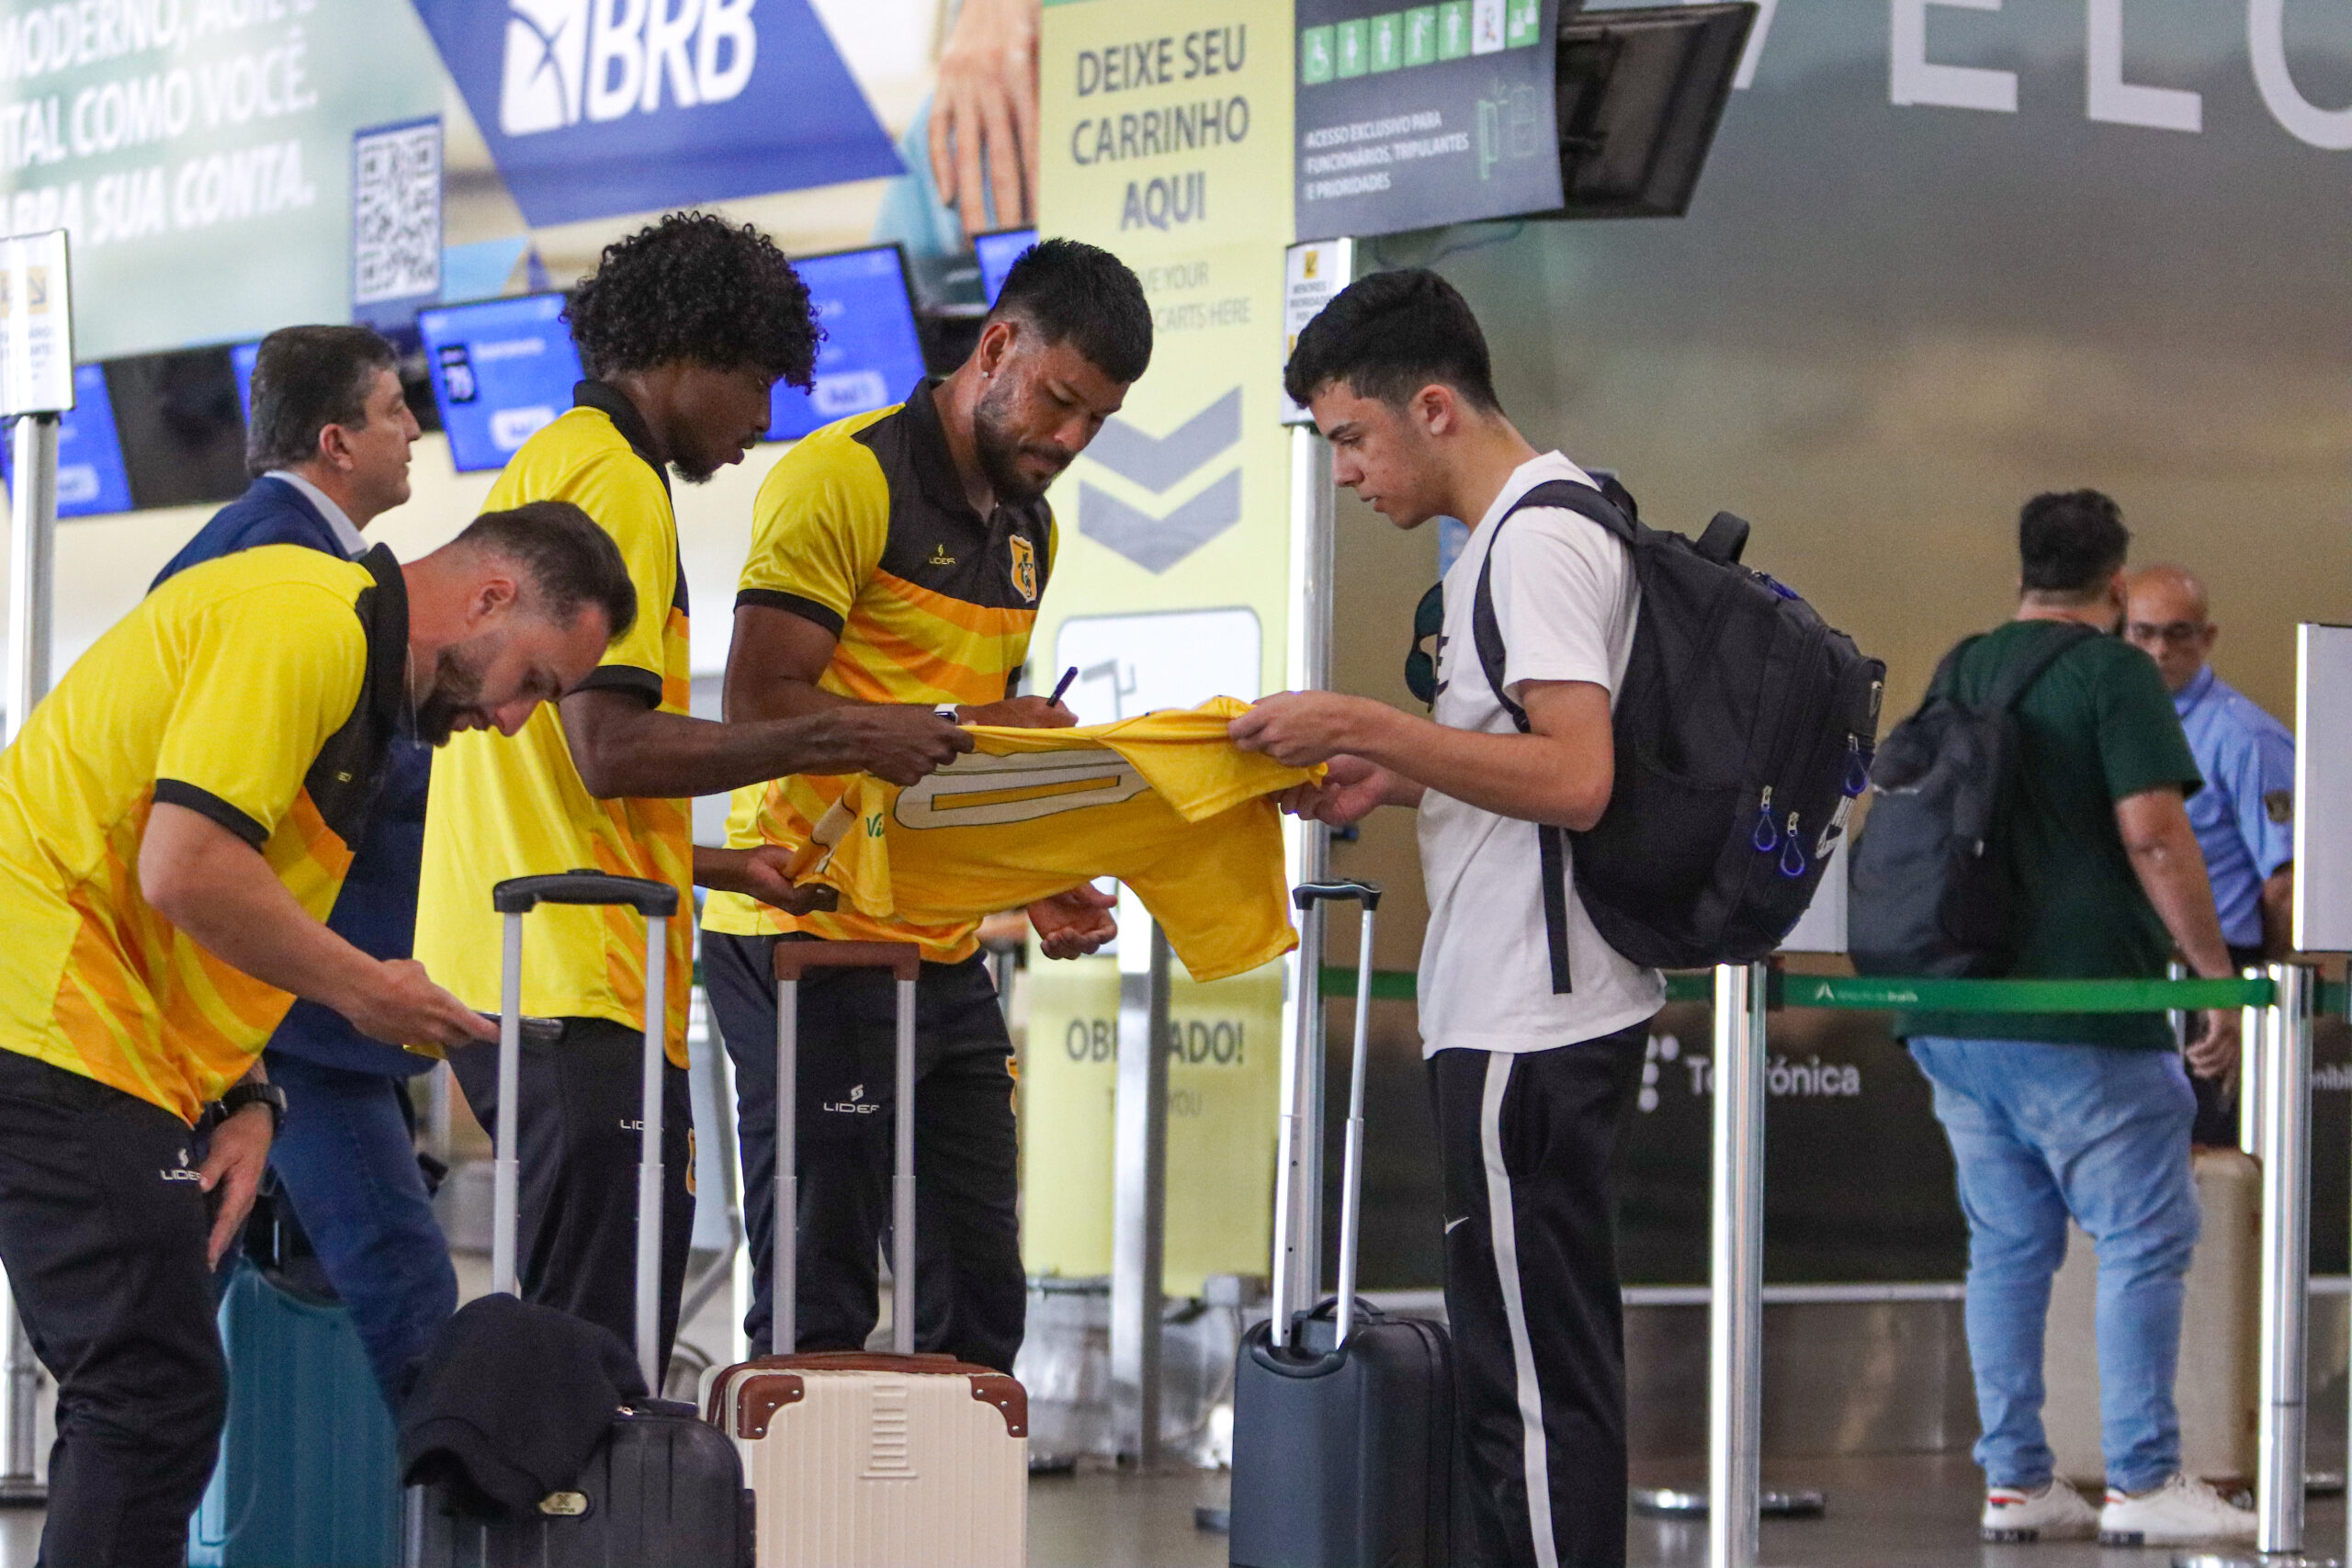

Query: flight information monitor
left=769, top=245, right=927, bottom=443
left=2, top=363, right=133, bottom=517
left=416, top=293, right=582, bottom=472
left=232, top=340, right=258, bottom=423
left=974, top=228, right=1036, bottom=305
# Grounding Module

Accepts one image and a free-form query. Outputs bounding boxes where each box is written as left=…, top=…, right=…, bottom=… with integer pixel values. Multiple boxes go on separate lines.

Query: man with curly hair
left=702, top=237, right=1149, bottom=1372
left=416, top=212, right=970, bottom=1371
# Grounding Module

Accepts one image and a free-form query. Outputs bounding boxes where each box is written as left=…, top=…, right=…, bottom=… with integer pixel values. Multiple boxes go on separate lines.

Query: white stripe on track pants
left=1430, top=1021, right=1650, bottom=1568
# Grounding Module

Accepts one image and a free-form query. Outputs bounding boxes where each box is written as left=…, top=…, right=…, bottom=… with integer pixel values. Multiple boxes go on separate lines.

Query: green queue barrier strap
left=1320, top=967, right=2282, bottom=1013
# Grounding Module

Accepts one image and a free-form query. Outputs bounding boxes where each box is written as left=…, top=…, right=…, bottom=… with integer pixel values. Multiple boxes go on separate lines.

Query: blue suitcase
left=192, top=1260, right=404, bottom=1567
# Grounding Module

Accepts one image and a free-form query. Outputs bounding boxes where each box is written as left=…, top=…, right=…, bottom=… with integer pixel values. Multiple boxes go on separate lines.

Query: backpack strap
left=1983, top=622, right=2100, bottom=714
left=1466, top=479, right=1632, bottom=998
left=1925, top=636, right=1982, bottom=702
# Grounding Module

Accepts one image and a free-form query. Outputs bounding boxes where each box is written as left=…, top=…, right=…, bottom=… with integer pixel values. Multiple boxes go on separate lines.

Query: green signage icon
left=1336, top=18, right=1369, bottom=77
left=1300, top=25, right=1336, bottom=84
left=1505, top=0, right=1543, bottom=48
left=1405, top=6, right=1440, bottom=66
left=1369, top=12, right=1403, bottom=72
left=1437, top=1, right=1472, bottom=60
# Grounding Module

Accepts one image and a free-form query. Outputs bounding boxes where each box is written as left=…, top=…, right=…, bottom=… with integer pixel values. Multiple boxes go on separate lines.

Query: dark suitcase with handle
left=1228, top=882, right=1453, bottom=1568
left=402, top=872, right=752, bottom=1568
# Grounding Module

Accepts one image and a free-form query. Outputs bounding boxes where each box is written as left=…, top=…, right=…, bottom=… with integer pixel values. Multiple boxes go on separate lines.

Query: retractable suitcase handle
left=773, top=940, right=920, bottom=984
left=493, top=869, right=679, bottom=917
left=771, top=941, right=924, bottom=1359
left=488, top=872, right=675, bottom=1393
left=1293, top=880, right=1383, bottom=913
left=1272, top=879, right=1383, bottom=1351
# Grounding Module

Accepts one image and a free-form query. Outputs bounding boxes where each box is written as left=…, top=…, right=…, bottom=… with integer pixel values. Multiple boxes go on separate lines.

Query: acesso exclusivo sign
left=411, top=0, right=901, bottom=228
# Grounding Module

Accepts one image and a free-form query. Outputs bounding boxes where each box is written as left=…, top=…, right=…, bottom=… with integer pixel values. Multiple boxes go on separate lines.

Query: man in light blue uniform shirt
left=2126, top=565, right=2294, bottom=1146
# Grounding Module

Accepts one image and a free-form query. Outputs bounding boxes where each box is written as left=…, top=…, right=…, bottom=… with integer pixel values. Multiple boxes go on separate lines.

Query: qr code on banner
left=353, top=119, right=442, bottom=307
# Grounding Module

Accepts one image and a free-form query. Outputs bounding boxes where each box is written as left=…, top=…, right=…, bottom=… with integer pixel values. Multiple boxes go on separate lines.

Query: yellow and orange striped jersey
left=0, top=545, right=407, bottom=1123
left=703, top=386, right=1056, bottom=962
left=790, top=701, right=1314, bottom=984
left=415, top=383, right=695, bottom=1066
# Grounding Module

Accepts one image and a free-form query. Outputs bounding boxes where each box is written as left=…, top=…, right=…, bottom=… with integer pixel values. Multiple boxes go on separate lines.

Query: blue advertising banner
left=410, top=0, right=901, bottom=228
left=1294, top=0, right=1561, bottom=238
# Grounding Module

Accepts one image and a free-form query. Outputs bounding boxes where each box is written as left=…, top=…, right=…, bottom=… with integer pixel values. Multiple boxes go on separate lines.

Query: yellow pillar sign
left=1025, top=0, right=1296, bottom=1293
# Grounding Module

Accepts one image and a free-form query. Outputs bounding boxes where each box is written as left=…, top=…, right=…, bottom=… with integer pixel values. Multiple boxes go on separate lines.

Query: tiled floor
left=0, top=1455, right=2336, bottom=1565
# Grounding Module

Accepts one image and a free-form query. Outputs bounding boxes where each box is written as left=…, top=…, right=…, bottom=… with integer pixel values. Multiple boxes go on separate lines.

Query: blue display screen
left=769, top=246, right=926, bottom=443
left=1, top=364, right=134, bottom=518
left=231, top=341, right=258, bottom=423
left=975, top=229, right=1036, bottom=305
left=416, top=294, right=582, bottom=473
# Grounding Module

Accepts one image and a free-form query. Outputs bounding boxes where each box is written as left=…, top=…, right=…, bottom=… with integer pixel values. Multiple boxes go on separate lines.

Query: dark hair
left=1283, top=267, right=1500, bottom=413
left=456, top=501, right=638, bottom=640
left=2019, top=490, right=2130, bottom=596
left=244, top=325, right=398, bottom=477
left=566, top=211, right=820, bottom=388
left=990, top=238, right=1152, bottom=385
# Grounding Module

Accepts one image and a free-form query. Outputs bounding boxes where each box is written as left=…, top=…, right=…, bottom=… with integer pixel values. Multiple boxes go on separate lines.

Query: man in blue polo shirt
left=2126, top=564, right=2295, bottom=1146
left=152, top=323, right=445, bottom=1404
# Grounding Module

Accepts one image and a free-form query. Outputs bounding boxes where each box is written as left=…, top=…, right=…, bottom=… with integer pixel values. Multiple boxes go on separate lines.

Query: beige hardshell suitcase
left=2043, top=1146, right=2260, bottom=1490
left=704, top=941, right=1027, bottom=1567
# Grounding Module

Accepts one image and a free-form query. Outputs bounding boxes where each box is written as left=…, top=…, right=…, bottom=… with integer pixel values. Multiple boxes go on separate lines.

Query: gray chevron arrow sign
left=1078, top=388, right=1244, bottom=572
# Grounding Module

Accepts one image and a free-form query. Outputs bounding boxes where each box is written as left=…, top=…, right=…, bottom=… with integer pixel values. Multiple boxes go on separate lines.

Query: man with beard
left=702, top=237, right=1149, bottom=1372
left=415, top=212, right=970, bottom=1373
left=0, top=500, right=633, bottom=1568
left=151, top=324, right=455, bottom=1412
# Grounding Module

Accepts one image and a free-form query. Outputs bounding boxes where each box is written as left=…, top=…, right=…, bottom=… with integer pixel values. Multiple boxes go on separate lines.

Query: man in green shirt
left=1900, top=491, right=2253, bottom=1550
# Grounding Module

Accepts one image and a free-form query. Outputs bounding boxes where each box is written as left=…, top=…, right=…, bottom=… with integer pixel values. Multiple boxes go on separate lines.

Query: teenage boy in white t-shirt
left=1232, top=268, right=1663, bottom=1568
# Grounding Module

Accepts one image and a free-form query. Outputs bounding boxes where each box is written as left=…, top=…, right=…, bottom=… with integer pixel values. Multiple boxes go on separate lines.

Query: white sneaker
left=2098, top=1473, right=2259, bottom=1546
left=1981, top=1479, right=2099, bottom=1542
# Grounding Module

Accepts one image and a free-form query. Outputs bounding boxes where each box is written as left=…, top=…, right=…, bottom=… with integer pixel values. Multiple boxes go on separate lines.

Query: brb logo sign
left=498, top=0, right=756, bottom=138
left=413, top=0, right=899, bottom=229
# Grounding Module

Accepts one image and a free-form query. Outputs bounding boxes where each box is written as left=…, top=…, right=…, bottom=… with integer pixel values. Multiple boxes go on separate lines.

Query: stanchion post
left=2257, top=963, right=2316, bottom=1556
left=1, top=408, right=58, bottom=1505
left=2241, top=965, right=2272, bottom=1161
left=1709, top=962, right=1769, bottom=1568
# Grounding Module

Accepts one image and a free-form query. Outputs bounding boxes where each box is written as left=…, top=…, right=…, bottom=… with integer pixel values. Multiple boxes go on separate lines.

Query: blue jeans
left=263, top=1052, right=457, bottom=1406
left=1908, top=1037, right=2199, bottom=1494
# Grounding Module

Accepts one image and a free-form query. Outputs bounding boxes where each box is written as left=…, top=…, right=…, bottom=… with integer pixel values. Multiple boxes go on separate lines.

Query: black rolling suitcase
left=404, top=872, right=752, bottom=1568
left=1229, top=881, right=1453, bottom=1568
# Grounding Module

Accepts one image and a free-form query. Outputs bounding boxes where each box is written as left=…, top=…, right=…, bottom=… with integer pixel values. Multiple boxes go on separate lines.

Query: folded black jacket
left=399, top=1293, right=648, bottom=1517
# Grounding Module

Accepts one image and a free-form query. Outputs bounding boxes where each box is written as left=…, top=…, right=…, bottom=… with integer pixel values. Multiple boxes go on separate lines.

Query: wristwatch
left=220, top=1081, right=288, bottom=1134
left=934, top=705, right=964, bottom=724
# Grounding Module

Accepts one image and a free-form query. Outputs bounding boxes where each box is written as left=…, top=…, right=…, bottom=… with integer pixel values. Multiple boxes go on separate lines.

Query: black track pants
left=0, top=1049, right=227, bottom=1568
left=702, top=931, right=1024, bottom=1372
left=1430, top=1022, right=1649, bottom=1568
left=446, top=1017, right=695, bottom=1377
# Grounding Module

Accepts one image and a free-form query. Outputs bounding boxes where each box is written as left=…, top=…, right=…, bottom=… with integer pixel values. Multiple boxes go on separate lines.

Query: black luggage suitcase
left=1228, top=881, right=1453, bottom=1568
left=403, top=872, right=752, bottom=1568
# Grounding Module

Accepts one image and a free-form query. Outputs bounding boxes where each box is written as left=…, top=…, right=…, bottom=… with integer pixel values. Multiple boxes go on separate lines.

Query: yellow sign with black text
left=1024, top=0, right=1296, bottom=1291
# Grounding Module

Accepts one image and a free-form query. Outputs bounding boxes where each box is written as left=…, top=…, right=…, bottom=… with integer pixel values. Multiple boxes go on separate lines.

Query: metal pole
left=492, top=914, right=523, bottom=1297
left=775, top=977, right=798, bottom=1359
left=1111, top=921, right=1171, bottom=1464
left=1709, top=963, right=1768, bottom=1568
left=1272, top=425, right=1335, bottom=1333
left=2242, top=965, right=2272, bottom=1160
left=633, top=917, right=668, bottom=1393
left=0, top=411, right=54, bottom=1505
left=2258, top=963, right=2315, bottom=1556
left=889, top=974, right=917, bottom=1358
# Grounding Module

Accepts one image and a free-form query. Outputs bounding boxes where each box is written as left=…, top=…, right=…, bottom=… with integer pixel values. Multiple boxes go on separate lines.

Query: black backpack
left=1847, top=623, right=2098, bottom=978
left=1463, top=480, right=1885, bottom=978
